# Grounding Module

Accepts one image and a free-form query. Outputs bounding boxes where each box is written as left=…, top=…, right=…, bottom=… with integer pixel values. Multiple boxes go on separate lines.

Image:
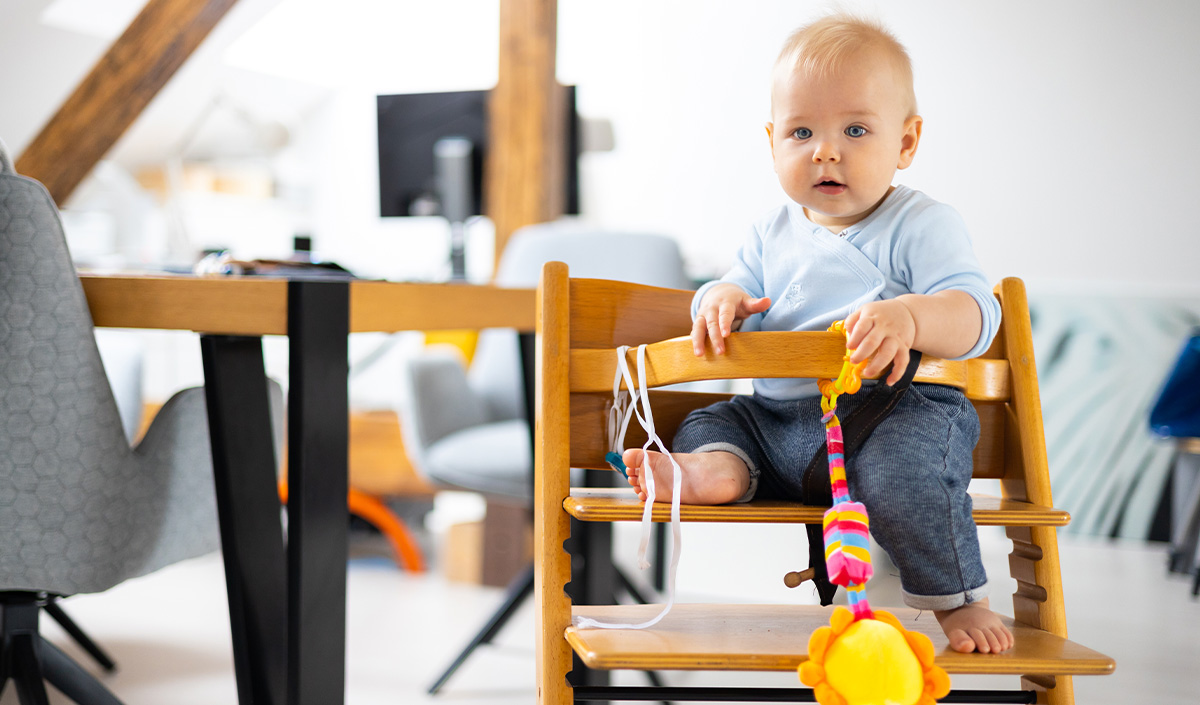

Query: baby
left=622, top=13, right=1013, bottom=655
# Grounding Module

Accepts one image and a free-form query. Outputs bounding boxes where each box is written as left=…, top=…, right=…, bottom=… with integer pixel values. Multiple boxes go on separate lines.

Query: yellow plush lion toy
left=799, top=606, right=949, bottom=705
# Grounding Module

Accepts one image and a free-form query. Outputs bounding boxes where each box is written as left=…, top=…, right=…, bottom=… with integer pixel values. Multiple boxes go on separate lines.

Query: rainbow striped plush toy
left=798, top=323, right=951, bottom=705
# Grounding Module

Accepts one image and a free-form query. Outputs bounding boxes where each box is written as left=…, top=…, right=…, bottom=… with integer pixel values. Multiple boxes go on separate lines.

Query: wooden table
left=80, top=273, right=534, bottom=705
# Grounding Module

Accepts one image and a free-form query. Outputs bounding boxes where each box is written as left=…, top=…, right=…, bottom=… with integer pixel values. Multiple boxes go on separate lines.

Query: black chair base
left=43, top=598, right=117, bottom=673
left=428, top=560, right=666, bottom=697
left=427, top=564, right=534, bottom=695
left=0, top=593, right=123, bottom=705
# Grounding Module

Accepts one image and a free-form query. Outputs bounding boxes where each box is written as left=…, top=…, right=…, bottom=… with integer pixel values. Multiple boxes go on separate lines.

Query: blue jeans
left=673, top=383, right=988, bottom=610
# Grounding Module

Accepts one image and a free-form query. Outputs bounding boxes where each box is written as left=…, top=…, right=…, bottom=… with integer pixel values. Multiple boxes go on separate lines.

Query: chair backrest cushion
left=0, top=140, right=220, bottom=594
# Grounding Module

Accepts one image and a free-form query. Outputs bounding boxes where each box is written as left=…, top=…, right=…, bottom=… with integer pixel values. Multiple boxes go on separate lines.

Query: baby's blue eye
left=792, top=127, right=812, bottom=139
left=846, top=125, right=867, bottom=137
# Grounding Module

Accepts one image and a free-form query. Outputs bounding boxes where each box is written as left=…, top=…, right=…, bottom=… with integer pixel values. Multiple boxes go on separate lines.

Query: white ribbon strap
left=575, top=344, right=683, bottom=631
left=607, top=346, right=635, bottom=456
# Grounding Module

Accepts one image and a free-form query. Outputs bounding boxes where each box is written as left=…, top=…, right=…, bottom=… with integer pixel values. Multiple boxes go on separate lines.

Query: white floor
left=7, top=524, right=1200, bottom=704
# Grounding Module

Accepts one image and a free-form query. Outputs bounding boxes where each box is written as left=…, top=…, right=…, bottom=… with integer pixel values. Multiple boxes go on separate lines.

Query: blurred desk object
left=1169, top=438, right=1200, bottom=595
left=79, top=273, right=534, bottom=705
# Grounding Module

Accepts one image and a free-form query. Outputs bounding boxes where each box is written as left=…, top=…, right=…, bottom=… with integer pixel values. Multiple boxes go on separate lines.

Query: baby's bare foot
left=934, top=598, right=1014, bottom=654
left=621, top=448, right=750, bottom=505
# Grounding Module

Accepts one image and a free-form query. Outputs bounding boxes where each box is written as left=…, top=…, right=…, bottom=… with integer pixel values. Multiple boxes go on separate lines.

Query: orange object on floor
left=278, top=480, right=426, bottom=573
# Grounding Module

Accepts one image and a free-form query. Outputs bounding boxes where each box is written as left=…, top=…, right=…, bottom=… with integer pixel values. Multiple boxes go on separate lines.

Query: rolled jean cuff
left=689, top=442, right=758, bottom=503
left=901, top=582, right=990, bottom=612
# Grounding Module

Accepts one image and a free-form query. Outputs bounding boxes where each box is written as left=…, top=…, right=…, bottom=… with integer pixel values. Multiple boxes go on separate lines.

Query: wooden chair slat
left=569, top=394, right=1010, bottom=479
left=568, top=390, right=733, bottom=469
left=567, top=604, right=1116, bottom=676
left=564, top=489, right=1069, bottom=526
left=568, top=278, right=693, bottom=348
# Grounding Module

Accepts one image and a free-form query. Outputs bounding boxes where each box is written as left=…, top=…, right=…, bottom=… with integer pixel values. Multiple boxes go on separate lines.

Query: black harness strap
left=799, top=350, right=924, bottom=605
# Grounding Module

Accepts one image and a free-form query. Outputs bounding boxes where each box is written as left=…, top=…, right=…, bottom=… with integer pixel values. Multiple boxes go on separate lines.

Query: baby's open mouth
left=818, top=180, right=843, bottom=187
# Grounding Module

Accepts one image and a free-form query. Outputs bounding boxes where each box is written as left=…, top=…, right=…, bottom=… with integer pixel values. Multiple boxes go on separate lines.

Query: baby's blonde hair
left=773, top=12, right=917, bottom=117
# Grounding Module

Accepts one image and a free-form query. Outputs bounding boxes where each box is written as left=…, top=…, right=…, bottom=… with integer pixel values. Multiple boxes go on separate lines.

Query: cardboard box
left=441, top=502, right=533, bottom=586
left=443, top=520, right=484, bottom=584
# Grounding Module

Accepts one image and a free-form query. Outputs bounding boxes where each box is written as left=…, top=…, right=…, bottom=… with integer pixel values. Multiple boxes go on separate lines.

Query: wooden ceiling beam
left=16, top=0, right=241, bottom=205
left=487, top=0, right=564, bottom=268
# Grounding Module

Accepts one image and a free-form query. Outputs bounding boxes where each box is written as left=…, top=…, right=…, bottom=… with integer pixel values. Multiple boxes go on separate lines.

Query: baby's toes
left=947, top=629, right=975, bottom=654
left=974, top=628, right=1000, bottom=654
left=996, top=626, right=1014, bottom=652
left=624, top=468, right=646, bottom=498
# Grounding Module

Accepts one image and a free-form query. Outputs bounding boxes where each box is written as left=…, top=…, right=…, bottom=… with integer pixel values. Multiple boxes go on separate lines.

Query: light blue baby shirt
left=693, top=185, right=1001, bottom=400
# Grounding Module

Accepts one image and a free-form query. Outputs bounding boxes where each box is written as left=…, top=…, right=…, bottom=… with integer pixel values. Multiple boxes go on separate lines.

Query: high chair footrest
left=567, top=604, right=1114, bottom=676
left=564, top=489, right=1070, bottom=526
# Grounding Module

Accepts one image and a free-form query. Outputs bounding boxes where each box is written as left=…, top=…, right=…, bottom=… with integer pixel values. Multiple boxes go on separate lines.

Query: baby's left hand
left=844, top=300, right=917, bottom=386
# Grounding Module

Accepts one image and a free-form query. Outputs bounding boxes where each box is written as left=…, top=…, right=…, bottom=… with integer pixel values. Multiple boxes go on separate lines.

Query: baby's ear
left=897, top=115, right=923, bottom=169
left=765, top=122, right=776, bottom=164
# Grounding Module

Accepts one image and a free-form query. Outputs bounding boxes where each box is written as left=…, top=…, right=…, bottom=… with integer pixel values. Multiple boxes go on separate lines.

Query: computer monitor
left=376, top=87, right=580, bottom=219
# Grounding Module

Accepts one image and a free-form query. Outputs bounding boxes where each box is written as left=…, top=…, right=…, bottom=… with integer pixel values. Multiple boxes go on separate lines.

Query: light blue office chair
left=0, top=139, right=237, bottom=704
left=399, top=222, right=693, bottom=504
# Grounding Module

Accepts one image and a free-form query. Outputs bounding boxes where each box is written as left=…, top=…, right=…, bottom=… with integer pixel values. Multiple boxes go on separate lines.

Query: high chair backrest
left=534, top=261, right=1106, bottom=705
left=547, top=268, right=1033, bottom=485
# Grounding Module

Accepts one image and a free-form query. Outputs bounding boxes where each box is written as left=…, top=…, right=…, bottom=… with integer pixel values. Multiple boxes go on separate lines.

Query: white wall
left=4, top=0, right=1198, bottom=292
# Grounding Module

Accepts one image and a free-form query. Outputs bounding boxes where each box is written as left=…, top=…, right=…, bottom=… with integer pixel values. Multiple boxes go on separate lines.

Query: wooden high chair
left=534, top=262, right=1115, bottom=705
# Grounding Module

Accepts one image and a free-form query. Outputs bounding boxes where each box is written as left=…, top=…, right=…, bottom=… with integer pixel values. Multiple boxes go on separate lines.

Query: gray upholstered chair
left=0, top=139, right=224, bottom=704
left=397, top=221, right=693, bottom=693
left=399, top=222, right=693, bottom=505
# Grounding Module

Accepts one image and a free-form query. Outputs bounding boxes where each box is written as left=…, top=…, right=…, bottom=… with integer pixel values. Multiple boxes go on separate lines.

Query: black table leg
left=201, top=335, right=288, bottom=705
left=286, top=280, right=350, bottom=705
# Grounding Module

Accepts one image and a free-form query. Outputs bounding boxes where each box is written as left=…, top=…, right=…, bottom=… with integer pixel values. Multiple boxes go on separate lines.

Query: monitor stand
left=435, top=137, right=474, bottom=282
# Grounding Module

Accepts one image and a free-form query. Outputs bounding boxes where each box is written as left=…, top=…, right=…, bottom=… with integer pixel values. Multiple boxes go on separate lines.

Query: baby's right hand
left=692, top=284, right=771, bottom=356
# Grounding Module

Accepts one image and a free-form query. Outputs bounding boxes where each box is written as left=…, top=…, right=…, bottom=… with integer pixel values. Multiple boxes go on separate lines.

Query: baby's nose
left=812, top=141, right=839, bottom=162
